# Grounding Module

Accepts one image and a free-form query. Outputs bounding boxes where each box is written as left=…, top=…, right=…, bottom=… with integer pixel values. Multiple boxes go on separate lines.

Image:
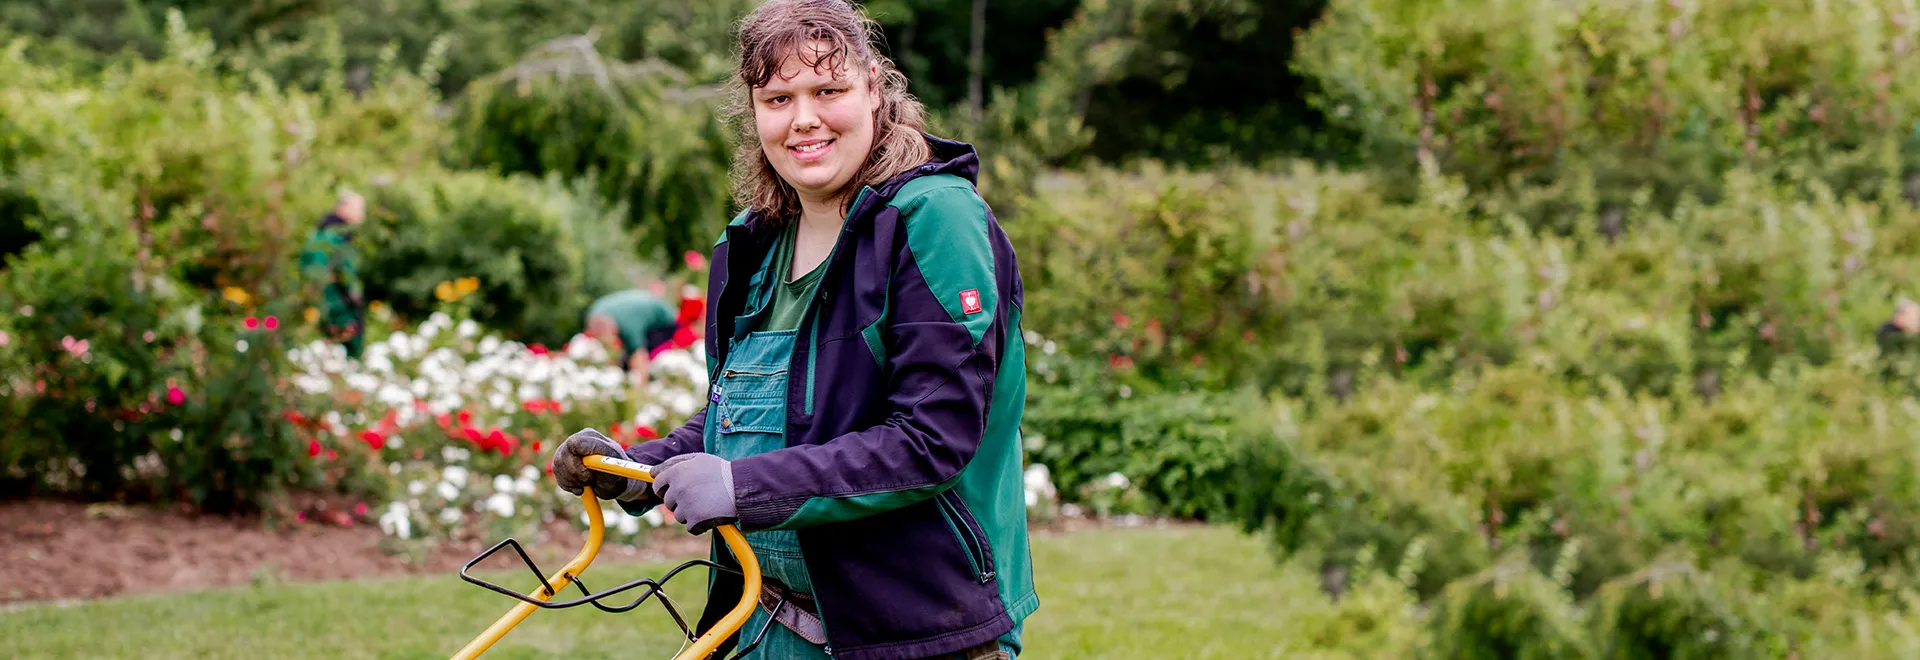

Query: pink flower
left=359, top=429, right=386, bottom=451
left=0, top=330, right=9, bottom=347
left=684, top=250, right=709, bottom=271
left=296, top=511, right=308, bottom=522
left=1111, top=311, right=1131, bottom=329
left=308, top=439, right=322, bottom=458
left=60, top=336, right=89, bottom=357
left=263, top=316, right=280, bottom=331
left=353, top=502, right=369, bottom=517
left=166, top=386, right=186, bottom=406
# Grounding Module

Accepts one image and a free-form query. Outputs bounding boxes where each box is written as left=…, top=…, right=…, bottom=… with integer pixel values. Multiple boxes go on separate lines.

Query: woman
left=548, top=1, right=1035, bottom=659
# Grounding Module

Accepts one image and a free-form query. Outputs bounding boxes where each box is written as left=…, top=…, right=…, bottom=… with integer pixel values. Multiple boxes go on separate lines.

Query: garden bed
left=0, top=496, right=708, bottom=605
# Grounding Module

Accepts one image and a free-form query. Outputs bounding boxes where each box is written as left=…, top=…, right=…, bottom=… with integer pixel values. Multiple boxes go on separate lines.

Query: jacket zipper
left=798, top=186, right=872, bottom=417
left=936, top=491, right=996, bottom=583
left=795, top=189, right=872, bottom=658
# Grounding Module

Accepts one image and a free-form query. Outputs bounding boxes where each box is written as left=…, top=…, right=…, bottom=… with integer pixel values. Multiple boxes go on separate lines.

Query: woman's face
left=753, top=43, right=880, bottom=209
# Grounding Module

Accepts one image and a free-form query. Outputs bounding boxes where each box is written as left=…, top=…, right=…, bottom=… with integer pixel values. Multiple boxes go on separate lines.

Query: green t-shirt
left=763, top=222, right=828, bottom=332
left=585, top=289, right=677, bottom=361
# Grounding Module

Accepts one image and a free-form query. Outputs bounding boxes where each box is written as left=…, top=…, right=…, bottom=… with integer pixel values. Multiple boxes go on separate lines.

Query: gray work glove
left=549, top=429, right=651, bottom=501
left=651, top=452, right=739, bottom=535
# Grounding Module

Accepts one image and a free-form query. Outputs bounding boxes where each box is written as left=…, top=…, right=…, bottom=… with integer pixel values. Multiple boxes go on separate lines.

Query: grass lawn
left=0, top=525, right=1298, bottom=659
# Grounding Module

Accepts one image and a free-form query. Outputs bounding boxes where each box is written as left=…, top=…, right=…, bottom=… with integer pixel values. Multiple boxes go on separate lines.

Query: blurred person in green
left=1879, top=298, right=1920, bottom=361
left=300, top=191, right=368, bottom=358
left=584, top=287, right=701, bottom=389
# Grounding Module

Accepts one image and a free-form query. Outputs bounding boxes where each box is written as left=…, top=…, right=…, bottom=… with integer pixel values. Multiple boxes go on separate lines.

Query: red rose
left=244, top=317, right=260, bottom=330
left=307, top=439, right=322, bottom=458
left=166, top=386, right=186, bottom=406
left=359, top=429, right=385, bottom=451
left=263, top=316, right=280, bottom=330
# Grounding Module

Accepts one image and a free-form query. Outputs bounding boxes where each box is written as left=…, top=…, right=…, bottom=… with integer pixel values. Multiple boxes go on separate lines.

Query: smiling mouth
left=790, top=139, right=834, bottom=154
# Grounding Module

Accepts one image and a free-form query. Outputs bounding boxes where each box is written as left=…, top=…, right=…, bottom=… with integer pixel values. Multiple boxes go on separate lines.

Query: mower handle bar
left=450, top=455, right=761, bottom=660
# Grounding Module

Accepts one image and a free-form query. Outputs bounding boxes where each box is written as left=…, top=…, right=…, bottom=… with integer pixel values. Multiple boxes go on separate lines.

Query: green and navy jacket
left=621, top=136, right=1035, bottom=659
left=297, top=214, right=364, bottom=329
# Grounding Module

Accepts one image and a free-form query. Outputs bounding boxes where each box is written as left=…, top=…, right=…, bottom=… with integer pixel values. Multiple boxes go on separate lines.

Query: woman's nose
left=792, top=101, right=821, bottom=132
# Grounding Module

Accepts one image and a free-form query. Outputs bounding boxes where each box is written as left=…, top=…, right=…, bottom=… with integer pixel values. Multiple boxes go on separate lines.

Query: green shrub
left=1022, top=355, right=1270, bottom=519
left=1590, top=561, right=1782, bottom=659
left=360, top=171, right=641, bottom=347
left=449, top=39, right=732, bottom=265
left=1427, top=560, right=1594, bottom=660
left=1295, top=0, right=1920, bottom=225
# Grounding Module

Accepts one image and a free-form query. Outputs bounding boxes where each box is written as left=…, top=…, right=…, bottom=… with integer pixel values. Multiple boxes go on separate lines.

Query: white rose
left=485, top=492, right=515, bottom=518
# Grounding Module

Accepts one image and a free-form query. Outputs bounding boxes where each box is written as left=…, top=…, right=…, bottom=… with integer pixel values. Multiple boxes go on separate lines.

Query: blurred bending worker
left=1878, top=297, right=1920, bottom=361
left=300, top=191, right=367, bottom=358
left=584, top=286, right=703, bottom=387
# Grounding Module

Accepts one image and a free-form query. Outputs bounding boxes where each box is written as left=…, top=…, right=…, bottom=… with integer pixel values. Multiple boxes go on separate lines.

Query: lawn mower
left=451, top=455, right=764, bottom=659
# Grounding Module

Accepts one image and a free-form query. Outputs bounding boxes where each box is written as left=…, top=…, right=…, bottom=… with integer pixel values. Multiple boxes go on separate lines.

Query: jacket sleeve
left=726, top=182, right=1003, bottom=531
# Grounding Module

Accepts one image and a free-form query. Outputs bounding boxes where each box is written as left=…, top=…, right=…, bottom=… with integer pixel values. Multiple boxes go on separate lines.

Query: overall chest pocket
left=715, top=363, right=788, bottom=436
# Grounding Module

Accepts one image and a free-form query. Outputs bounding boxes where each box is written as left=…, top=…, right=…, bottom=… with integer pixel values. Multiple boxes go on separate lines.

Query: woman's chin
left=782, top=170, right=853, bottom=200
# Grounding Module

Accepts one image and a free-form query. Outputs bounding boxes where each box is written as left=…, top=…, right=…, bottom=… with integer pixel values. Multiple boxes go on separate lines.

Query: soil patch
left=0, top=497, right=708, bottom=605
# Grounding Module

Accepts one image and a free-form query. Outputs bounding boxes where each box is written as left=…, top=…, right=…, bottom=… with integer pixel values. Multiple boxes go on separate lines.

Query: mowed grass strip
left=1, top=525, right=1298, bottom=659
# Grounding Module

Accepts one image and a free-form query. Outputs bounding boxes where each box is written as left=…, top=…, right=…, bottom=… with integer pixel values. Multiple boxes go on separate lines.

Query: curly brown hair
left=725, top=0, right=931, bottom=222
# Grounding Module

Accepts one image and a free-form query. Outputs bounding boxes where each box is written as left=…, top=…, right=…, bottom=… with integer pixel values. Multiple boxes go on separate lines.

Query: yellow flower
left=222, top=286, right=251, bottom=306
left=434, top=281, right=456, bottom=303
left=455, top=277, right=481, bottom=297
left=304, top=307, right=320, bottom=323
left=369, top=300, right=387, bottom=315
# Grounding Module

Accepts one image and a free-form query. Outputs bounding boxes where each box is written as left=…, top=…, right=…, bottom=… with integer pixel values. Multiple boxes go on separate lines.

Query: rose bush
left=280, top=302, right=705, bottom=546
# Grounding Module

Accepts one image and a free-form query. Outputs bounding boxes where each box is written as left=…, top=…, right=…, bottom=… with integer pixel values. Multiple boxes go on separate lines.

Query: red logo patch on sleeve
left=959, top=289, right=983, bottom=315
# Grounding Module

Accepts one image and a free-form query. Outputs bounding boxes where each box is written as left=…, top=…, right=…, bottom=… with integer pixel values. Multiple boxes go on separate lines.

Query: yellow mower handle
left=451, top=455, right=761, bottom=660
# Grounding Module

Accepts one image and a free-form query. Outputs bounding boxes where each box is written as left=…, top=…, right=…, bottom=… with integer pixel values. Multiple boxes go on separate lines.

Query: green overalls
left=709, top=222, right=830, bottom=659
left=711, top=222, right=1021, bottom=659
